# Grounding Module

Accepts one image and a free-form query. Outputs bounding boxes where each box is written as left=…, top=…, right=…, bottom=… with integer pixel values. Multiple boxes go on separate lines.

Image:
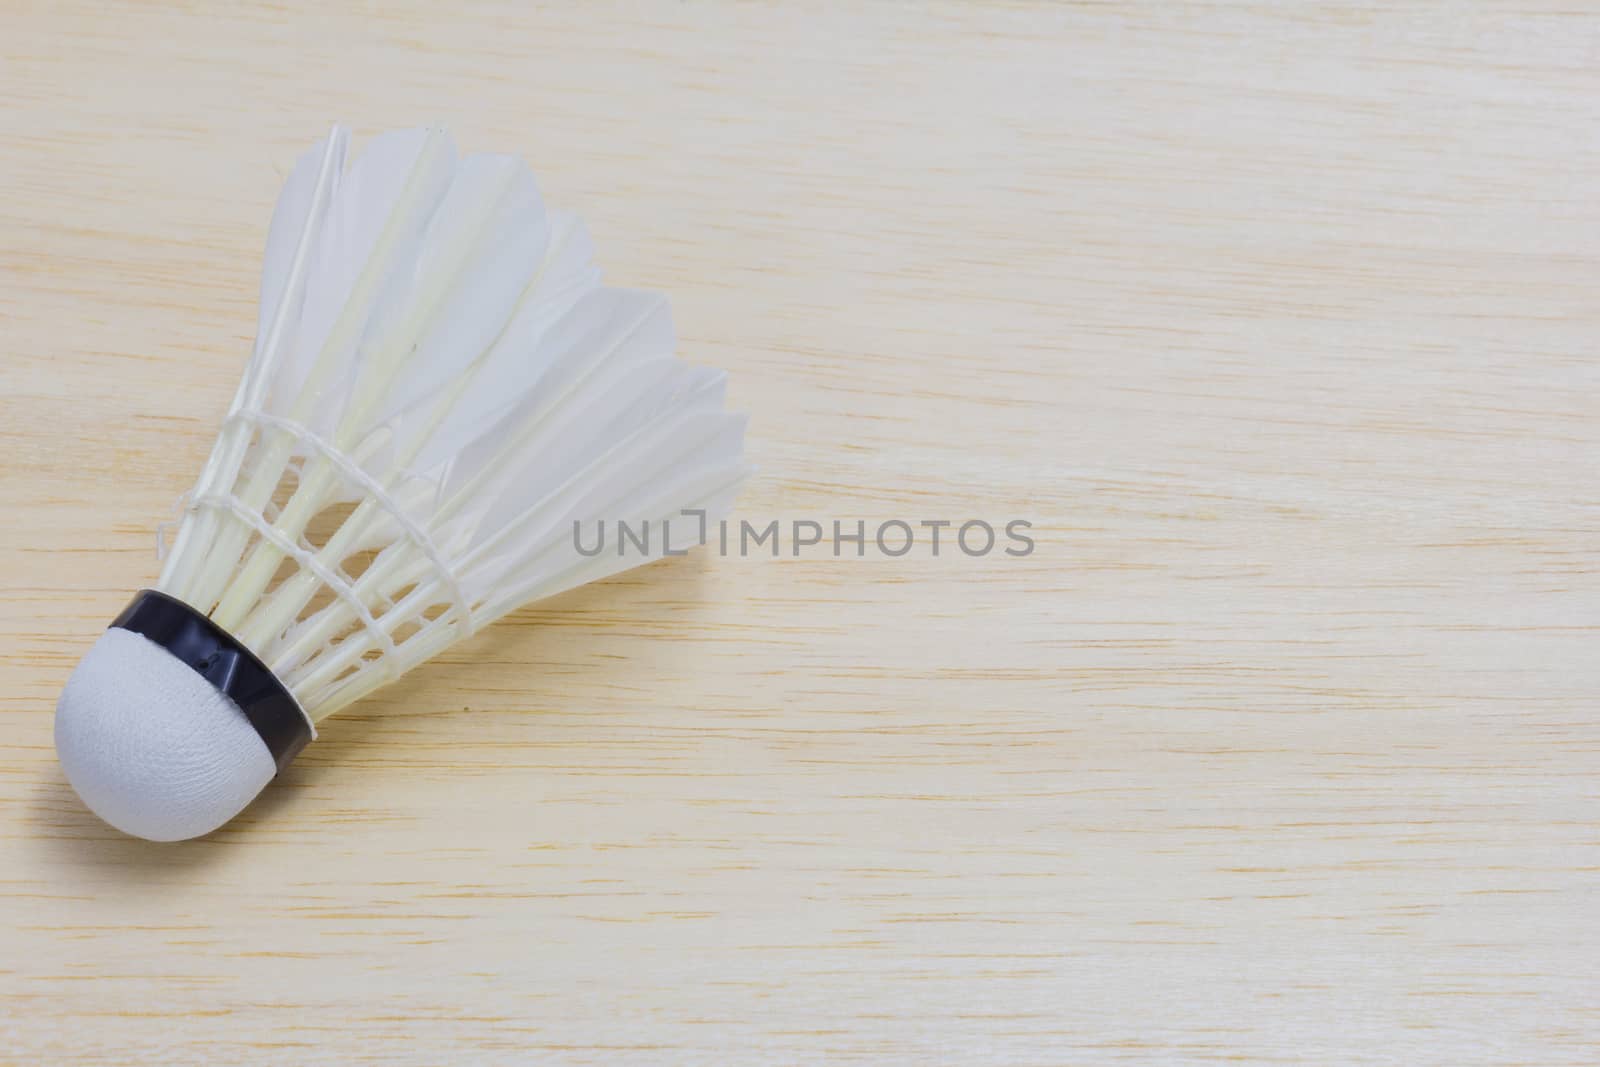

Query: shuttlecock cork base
left=55, top=591, right=314, bottom=841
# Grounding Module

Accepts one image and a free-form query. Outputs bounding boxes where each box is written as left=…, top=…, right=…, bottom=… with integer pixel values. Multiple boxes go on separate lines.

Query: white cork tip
left=55, top=627, right=276, bottom=842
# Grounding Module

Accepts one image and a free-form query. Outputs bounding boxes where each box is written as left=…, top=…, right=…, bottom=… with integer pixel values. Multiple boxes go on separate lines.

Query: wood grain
left=2, top=2, right=1598, bottom=1063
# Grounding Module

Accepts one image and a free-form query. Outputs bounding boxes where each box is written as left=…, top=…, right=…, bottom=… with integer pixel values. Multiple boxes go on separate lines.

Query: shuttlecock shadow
left=26, top=770, right=235, bottom=878
left=304, top=557, right=721, bottom=774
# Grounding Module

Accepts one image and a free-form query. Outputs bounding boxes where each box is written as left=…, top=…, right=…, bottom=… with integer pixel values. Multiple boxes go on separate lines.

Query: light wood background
left=2, top=3, right=1598, bottom=1064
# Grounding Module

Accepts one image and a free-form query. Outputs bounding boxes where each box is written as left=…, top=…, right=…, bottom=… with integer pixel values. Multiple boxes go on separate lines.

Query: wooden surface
left=2, top=3, right=1598, bottom=1063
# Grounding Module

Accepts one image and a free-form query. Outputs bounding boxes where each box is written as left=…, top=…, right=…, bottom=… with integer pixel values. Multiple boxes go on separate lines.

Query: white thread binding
left=186, top=491, right=402, bottom=677
left=155, top=491, right=195, bottom=563
left=165, top=409, right=480, bottom=677
left=219, top=410, right=477, bottom=636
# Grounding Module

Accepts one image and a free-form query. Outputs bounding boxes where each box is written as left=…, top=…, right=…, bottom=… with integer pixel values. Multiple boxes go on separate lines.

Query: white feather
left=282, top=128, right=457, bottom=426
left=157, top=127, right=749, bottom=722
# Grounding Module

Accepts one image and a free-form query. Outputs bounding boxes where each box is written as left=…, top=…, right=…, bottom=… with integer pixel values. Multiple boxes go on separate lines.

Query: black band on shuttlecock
left=110, top=589, right=313, bottom=774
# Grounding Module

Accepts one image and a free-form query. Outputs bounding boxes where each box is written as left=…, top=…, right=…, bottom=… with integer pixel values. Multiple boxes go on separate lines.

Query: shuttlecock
left=55, top=126, right=748, bottom=841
